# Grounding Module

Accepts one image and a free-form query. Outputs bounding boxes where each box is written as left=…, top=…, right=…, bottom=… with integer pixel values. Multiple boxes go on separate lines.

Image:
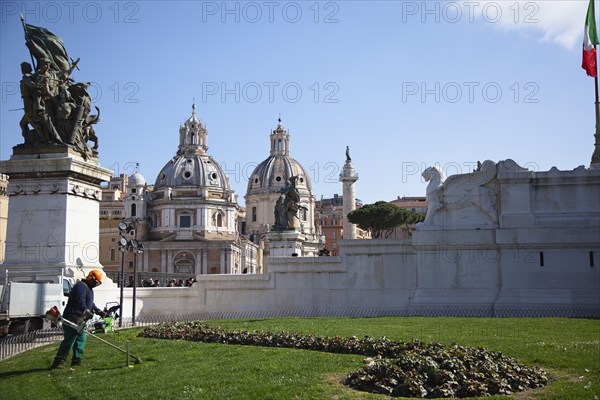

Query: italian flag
left=583, top=0, right=599, bottom=77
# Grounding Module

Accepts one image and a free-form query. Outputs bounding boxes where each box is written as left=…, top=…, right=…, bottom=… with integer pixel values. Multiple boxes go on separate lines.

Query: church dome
left=129, top=171, right=146, bottom=187
left=246, top=119, right=312, bottom=195
left=153, top=104, right=230, bottom=191
left=247, top=156, right=312, bottom=194
left=154, top=154, right=229, bottom=190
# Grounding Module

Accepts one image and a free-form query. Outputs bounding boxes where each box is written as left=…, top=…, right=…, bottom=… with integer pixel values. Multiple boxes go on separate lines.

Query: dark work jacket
left=63, top=280, right=100, bottom=321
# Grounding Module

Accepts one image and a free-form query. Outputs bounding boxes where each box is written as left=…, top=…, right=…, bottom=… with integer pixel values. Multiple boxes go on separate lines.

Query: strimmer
left=45, top=306, right=143, bottom=364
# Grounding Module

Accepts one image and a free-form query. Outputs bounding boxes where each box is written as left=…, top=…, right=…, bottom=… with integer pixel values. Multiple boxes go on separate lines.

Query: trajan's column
left=339, top=146, right=359, bottom=239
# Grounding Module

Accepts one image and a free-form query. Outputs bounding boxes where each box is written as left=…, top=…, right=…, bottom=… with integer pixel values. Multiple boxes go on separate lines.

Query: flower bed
left=139, top=321, right=548, bottom=398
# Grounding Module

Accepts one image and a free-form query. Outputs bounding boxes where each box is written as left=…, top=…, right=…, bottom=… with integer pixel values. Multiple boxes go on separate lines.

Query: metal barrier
left=105, top=271, right=196, bottom=288
left=114, top=306, right=600, bottom=328
left=0, top=327, right=62, bottom=361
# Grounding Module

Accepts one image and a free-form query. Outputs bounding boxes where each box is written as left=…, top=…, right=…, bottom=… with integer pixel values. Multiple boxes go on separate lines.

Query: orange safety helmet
left=86, top=269, right=103, bottom=284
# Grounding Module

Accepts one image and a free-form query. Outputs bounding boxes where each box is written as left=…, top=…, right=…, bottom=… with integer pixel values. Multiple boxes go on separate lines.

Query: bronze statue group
left=18, top=21, right=99, bottom=159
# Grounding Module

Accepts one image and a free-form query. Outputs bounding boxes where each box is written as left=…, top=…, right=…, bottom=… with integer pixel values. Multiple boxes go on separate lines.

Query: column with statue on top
left=340, top=146, right=359, bottom=240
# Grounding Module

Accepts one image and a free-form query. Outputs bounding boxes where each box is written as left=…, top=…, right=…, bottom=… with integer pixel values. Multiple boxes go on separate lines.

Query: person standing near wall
left=50, top=270, right=106, bottom=369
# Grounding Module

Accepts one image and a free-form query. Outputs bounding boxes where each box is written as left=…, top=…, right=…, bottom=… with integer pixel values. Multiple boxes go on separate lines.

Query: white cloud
left=482, top=1, right=588, bottom=49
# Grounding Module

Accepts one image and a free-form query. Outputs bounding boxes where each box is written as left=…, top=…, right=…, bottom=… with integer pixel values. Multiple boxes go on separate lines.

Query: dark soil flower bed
left=139, top=321, right=548, bottom=398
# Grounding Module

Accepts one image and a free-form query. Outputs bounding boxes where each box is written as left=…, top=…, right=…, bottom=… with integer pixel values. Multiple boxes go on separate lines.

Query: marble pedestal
left=0, top=148, right=113, bottom=284
left=266, top=230, right=306, bottom=258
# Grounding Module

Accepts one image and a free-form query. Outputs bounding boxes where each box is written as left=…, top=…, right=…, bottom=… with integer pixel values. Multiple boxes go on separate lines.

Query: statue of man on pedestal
left=273, top=176, right=303, bottom=231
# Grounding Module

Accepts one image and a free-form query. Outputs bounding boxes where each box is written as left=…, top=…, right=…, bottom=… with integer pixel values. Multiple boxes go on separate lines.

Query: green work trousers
left=55, top=324, right=87, bottom=363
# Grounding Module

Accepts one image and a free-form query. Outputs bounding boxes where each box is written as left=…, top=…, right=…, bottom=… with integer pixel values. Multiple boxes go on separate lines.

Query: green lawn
left=0, top=317, right=598, bottom=399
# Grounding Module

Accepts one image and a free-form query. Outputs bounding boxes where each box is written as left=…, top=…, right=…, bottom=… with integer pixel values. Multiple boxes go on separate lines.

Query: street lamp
left=132, top=241, right=144, bottom=326
left=118, top=221, right=132, bottom=327
left=117, top=219, right=143, bottom=327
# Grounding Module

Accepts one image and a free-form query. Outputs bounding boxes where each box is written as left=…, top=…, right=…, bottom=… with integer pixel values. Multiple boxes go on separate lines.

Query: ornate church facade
left=99, top=109, right=331, bottom=283
left=99, top=106, right=260, bottom=285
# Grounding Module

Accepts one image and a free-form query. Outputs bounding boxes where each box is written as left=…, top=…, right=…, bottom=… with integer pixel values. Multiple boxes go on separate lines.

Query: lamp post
left=130, top=238, right=144, bottom=326
left=117, top=220, right=133, bottom=328
left=117, top=218, right=143, bottom=327
left=132, top=255, right=137, bottom=325
left=118, top=242, right=125, bottom=328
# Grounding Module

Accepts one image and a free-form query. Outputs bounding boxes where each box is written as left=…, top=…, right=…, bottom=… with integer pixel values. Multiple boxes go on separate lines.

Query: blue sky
left=0, top=1, right=595, bottom=204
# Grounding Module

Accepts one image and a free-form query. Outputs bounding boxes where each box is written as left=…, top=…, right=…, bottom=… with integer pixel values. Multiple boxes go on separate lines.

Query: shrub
left=139, top=321, right=548, bottom=398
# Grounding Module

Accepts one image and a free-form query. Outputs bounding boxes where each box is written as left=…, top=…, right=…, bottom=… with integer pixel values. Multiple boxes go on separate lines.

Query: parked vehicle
left=0, top=274, right=72, bottom=336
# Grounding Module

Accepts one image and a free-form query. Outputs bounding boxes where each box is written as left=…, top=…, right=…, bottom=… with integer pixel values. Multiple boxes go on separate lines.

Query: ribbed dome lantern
left=154, top=104, right=230, bottom=192
left=246, top=118, right=312, bottom=195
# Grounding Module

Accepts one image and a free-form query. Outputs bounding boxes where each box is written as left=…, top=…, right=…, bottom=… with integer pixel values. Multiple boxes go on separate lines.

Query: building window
left=180, top=215, right=191, bottom=228
left=301, top=208, right=307, bottom=221
left=110, top=248, right=115, bottom=261
left=252, top=207, right=257, bottom=222
left=216, top=213, right=223, bottom=227
left=128, top=261, right=134, bottom=269
left=333, top=219, right=338, bottom=226
left=332, top=232, right=336, bottom=239
left=131, top=203, right=137, bottom=217
left=131, top=188, right=137, bottom=194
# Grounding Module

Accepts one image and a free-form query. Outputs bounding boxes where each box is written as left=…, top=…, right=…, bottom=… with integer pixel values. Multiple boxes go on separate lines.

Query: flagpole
left=19, top=13, right=36, bottom=70
left=594, top=77, right=600, bottom=164
left=589, top=0, right=600, bottom=165
left=594, top=0, right=600, bottom=165
left=593, top=72, right=600, bottom=164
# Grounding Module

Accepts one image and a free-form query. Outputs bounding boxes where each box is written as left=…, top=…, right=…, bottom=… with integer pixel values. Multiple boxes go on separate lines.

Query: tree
left=347, top=201, right=425, bottom=239
left=401, top=208, right=425, bottom=237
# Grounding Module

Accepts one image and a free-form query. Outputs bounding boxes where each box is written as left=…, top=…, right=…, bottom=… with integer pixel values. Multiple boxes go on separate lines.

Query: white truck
left=0, top=275, right=72, bottom=336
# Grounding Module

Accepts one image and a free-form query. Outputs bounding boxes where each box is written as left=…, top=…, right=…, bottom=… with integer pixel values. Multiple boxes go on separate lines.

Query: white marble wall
left=1, top=155, right=111, bottom=271
left=91, top=162, right=600, bottom=318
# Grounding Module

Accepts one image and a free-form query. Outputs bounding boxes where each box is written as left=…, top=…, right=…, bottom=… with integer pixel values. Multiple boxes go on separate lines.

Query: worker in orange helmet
left=51, top=270, right=106, bottom=369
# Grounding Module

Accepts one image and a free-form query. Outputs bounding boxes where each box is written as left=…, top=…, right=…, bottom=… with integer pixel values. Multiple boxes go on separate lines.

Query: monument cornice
left=0, top=154, right=112, bottom=185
